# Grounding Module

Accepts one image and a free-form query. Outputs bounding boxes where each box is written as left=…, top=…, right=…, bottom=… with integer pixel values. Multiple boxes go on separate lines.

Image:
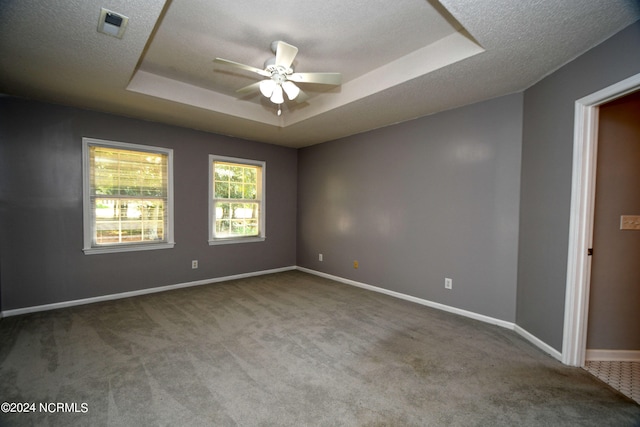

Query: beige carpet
left=1, top=271, right=639, bottom=426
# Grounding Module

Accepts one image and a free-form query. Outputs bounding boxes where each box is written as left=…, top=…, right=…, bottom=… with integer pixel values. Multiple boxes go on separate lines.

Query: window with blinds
left=209, top=155, right=265, bottom=245
left=82, top=138, right=174, bottom=254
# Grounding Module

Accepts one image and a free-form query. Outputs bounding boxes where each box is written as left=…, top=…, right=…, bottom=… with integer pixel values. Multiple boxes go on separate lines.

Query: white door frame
left=562, top=72, right=640, bottom=366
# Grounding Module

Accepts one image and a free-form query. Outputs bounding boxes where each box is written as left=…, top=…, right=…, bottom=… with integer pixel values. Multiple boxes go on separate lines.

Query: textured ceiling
left=1, top=0, right=639, bottom=148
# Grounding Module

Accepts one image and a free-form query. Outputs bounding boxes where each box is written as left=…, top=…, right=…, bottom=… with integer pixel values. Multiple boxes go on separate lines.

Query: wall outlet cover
left=445, top=278, right=452, bottom=289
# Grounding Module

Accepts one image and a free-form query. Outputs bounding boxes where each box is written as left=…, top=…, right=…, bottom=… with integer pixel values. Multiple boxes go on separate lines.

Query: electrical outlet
left=319, top=253, right=323, bottom=262
left=192, top=260, right=198, bottom=269
left=353, top=260, right=359, bottom=269
left=445, top=278, right=452, bottom=289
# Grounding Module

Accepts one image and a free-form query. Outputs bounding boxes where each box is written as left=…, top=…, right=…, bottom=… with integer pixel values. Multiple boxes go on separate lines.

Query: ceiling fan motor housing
left=264, top=57, right=293, bottom=76
left=270, top=40, right=281, bottom=54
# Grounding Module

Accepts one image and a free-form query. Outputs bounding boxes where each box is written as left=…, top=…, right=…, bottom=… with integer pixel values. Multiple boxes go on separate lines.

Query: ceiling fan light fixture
left=282, top=81, right=300, bottom=100
left=259, top=79, right=276, bottom=98
left=214, top=41, right=342, bottom=114
left=270, top=85, right=284, bottom=104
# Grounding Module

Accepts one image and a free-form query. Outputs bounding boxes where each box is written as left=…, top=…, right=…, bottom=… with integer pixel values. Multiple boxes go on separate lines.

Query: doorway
left=581, top=90, right=640, bottom=404
left=563, top=72, right=640, bottom=368
left=586, top=90, right=640, bottom=356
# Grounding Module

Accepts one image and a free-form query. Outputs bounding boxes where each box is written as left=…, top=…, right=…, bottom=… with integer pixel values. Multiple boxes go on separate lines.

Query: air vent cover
left=97, top=8, right=128, bottom=39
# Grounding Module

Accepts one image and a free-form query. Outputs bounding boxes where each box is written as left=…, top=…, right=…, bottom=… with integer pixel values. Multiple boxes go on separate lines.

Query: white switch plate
left=620, top=215, right=640, bottom=230
left=319, top=253, right=323, bottom=261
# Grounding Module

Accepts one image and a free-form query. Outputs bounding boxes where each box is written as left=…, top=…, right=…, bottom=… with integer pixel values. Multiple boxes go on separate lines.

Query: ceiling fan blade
left=288, top=72, right=342, bottom=85
left=236, top=81, right=262, bottom=95
left=295, top=89, right=309, bottom=103
left=213, top=58, right=270, bottom=77
left=275, top=41, right=298, bottom=69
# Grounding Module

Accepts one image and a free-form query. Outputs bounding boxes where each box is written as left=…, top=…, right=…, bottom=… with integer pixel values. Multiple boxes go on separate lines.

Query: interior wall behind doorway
left=587, top=90, right=640, bottom=351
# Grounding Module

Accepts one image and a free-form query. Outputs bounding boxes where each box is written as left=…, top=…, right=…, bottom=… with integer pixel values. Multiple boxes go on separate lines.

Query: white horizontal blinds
left=213, top=161, right=261, bottom=238
left=90, top=145, right=168, bottom=246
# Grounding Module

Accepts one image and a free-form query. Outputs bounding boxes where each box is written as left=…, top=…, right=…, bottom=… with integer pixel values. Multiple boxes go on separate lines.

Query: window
left=82, top=138, right=174, bottom=254
left=209, top=155, right=265, bottom=245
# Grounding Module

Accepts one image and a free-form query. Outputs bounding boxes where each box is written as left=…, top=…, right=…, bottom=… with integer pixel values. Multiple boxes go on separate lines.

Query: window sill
left=83, top=242, right=175, bottom=255
left=208, top=236, right=265, bottom=246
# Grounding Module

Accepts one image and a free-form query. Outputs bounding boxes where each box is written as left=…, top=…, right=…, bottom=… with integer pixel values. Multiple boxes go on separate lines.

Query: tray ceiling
left=1, top=0, right=638, bottom=147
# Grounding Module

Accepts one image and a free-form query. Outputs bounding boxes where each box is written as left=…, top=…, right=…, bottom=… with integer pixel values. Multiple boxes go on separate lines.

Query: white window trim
left=209, top=154, right=266, bottom=245
left=82, top=137, right=175, bottom=255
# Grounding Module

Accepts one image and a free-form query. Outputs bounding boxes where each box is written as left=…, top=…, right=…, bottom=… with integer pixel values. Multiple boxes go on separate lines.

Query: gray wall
left=587, top=91, right=640, bottom=350
left=0, top=97, right=297, bottom=310
left=2, top=21, right=638, bottom=358
left=517, top=21, right=640, bottom=352
left=297, top=94, right=523, bottom=322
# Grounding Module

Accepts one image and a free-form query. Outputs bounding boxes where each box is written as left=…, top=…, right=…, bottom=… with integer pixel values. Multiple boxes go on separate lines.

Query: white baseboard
left=1, top=264, right=566, bottom=365
left=297, top=267, right=516, bottom=329
left=514, top=325, right=563, bottom=361
left=297, top=267, right=567, bottom=362
left=1, top=266, right=297, bottom=317
left=586, top=349, right=640, bottom=362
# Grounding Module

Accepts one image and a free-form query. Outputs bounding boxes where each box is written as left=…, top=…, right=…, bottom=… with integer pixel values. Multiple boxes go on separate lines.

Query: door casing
left=563, top=73, right=640, bottom=366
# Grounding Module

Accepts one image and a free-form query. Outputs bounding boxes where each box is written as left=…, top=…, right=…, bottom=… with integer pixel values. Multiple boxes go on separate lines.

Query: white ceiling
left=1, top=0, right=638, bottom=148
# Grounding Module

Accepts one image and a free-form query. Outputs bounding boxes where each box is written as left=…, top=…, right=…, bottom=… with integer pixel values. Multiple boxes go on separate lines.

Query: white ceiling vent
left=97, top=8, right=128, bottom=39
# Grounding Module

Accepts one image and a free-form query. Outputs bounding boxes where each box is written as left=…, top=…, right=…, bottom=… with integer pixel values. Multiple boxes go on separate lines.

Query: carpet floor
left=1, top=270, right=639, bottom=426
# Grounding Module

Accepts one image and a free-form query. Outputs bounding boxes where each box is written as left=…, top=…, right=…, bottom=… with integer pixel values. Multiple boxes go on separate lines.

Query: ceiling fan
left=214, top=41, right=342, bottom=115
